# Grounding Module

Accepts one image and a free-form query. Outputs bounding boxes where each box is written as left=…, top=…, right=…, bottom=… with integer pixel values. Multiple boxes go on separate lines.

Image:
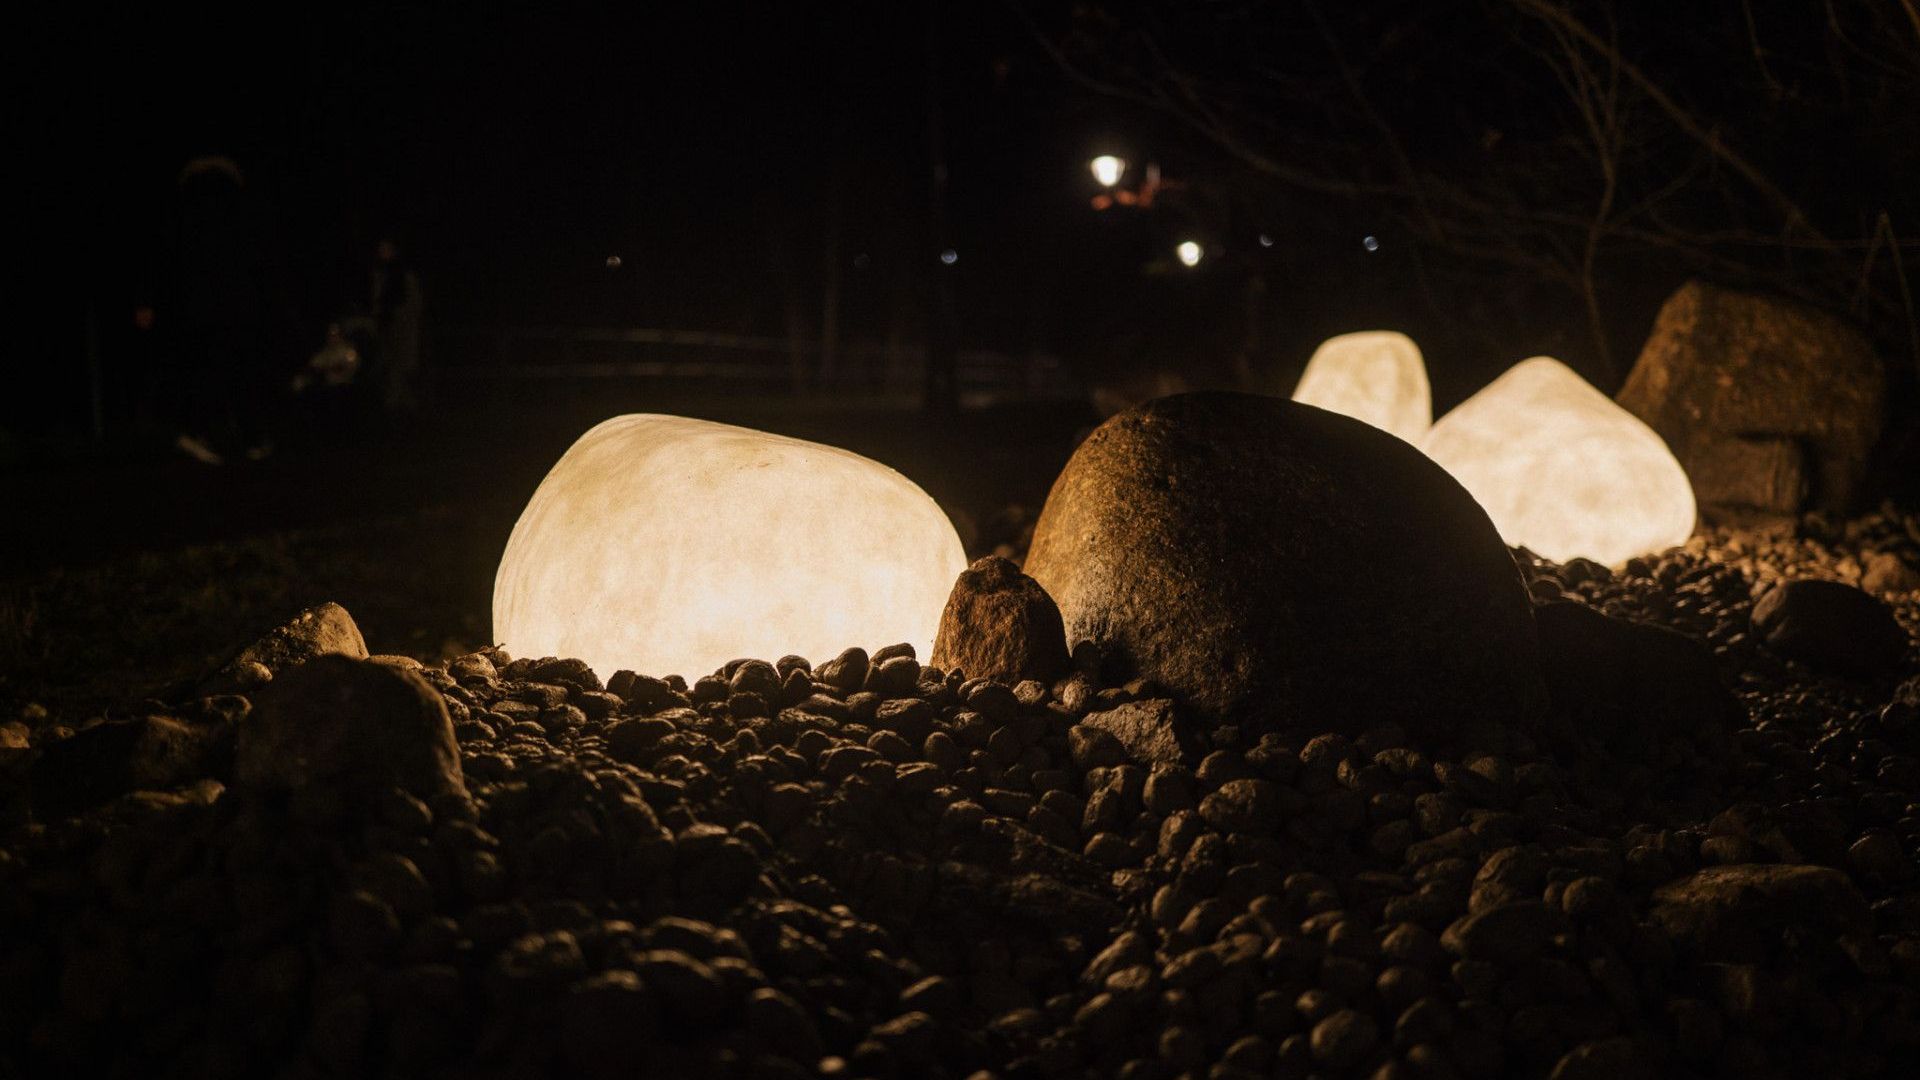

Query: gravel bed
left=2, top=509, right=1918, bottom=1079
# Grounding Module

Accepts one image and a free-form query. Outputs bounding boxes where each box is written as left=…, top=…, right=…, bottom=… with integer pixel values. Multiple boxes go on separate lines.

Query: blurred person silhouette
left=289, top=322, right=365, bottom=444
left=368, top=236, right=424, bottom=414
left=135, top=156, right=284, bottom=464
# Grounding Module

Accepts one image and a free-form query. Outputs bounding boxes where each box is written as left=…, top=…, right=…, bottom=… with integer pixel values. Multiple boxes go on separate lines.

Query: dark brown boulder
left=1022, top=392, right=1552, bottom=747
left=30, top=714, right=231, bottom=817
left=1649, top=864, right=1871, bottom=963
left=929, top=557, right=1070, bottom=685
left=1750, top=578, right=1910, bottom=678
left=237, top=655, right=466, bottom=801
left=1617, top=280, right=1885, bottom=513
left=1533, top=601, right=1736, bottom=759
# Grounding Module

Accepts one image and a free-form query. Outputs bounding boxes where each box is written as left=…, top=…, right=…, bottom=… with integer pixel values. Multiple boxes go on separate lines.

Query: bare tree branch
left=1504, top=0, right=1830, bottom=243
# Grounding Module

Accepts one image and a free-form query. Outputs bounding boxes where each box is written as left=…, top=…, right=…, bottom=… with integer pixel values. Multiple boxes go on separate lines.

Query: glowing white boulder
left=1291, top=330, right=1431, bottom=443
left=1422, top=357, right=1696, bottom=566
left=494, top=415, right=968, bottom=679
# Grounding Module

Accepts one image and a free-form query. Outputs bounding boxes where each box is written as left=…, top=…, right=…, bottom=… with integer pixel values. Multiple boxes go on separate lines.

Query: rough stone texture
left=1617, top=280, right=1886, bottom=513
left=30, top=714, right=231, bottom=816
left=198, top=601, right=369, bottom=695
left=1549, top=1037, right=1655, bottom=1080
left=1022, top=391, right=1552, bottom=746
left=1533, top=601, right=1736, bottom=757
left=929, top=557, right=1070, bottom=685
left=5, top=516, right=1920, bottom=1080
left=1750, top=578, right=1910, bottom=678
left=1863, top=550, right=1920, bottom=596
left=1440, top=900, right=1560, bottom=965
left=237, top=654, right=465, bottom=801
left=1684, top=436, right=1806, bottom=515
left=1649, top=864, right=1871, bottom=963
left=1078, top=698, right=1188, bottom=767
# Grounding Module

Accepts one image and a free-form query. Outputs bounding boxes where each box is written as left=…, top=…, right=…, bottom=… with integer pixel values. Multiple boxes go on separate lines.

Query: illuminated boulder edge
left=1422, top=357, right=1697, bottom=567
left=493, top=415, right=968, bottom=680
left=1290, top=330, right=1432, bottom=444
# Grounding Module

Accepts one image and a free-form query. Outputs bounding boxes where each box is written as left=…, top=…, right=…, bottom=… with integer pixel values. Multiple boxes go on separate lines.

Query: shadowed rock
left=1534, top=601, right=1736, bottom=759
left=238, top=655, right=466, bottom=801
left=1750, top=578, right=1910, bottom=678
left=1079, top=699, right=1189, bottom=767
left=1023, top=391, right=1552, bottom=748
left=929, top=557, right=1070, bottom=685
left=30, top=714, right=231, bottom=817
left=1618, top=280, right=1885, bottom=513
left=196, top=601, right=369, bottom=696
left=1650, top=864, right=1871, bottom=963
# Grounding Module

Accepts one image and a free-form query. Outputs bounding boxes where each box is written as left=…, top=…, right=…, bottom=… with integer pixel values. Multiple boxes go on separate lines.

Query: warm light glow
left=1090, top=154, right=1126, bottom=188
left=494, top=415, right=968, bottom=679
left=1422, top=357, right=1696, bottom=566
left=1176, top=240, right=1203, bottom=267
left=1290, top=331, right=1431, bottom=444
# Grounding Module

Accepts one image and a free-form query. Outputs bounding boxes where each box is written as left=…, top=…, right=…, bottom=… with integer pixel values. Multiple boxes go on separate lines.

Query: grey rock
left=1079, top=698, right=1189, bottom=768
left=1023, top=392, right=1550, bottom=746
left=1863, top=551, right=1920, bottom=595
left=1684, top=436, right=1807, bottom=515
left=1440, top=901, right=1559, bottom=965
left=1549, top=1037, right=1655, bottom=1080
left=30, top=713, right=231, bottom=816
left=1309, top=1009, right=1379, bottom=1069
left=198, top=601, right=369, bottom=695
left=562, top=970, right=660, bottom=1075
left=930, top=556, right=1070, bottom=685
left=815, top=648, right=870, bottom=693
left=1649, top=863, right=1871, bottom=963
left=1197, top=779, right=1285, bottom=835
left=1618, top=280, right=1885, bottom=512
left=237, top=654, right=466, bottom=801
left=1534, top=601, right=1736, bottom=755
left=1750, top=579, right=1909, bottom=677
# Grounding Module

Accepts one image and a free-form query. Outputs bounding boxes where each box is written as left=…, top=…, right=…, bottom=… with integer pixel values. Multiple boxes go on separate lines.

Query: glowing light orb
left=1421, top=357, right=1696, bottom=566
left=493, top=415, right=968, bottom=679
left=1290, top=330, right=1432, bottom=444
left=1176, top=240, right=1203, bottom=267
left=1090, top=155, right=1126, bottom=188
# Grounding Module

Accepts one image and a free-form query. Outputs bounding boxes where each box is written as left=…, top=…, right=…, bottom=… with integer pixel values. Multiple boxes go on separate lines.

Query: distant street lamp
left=1089, top=158, right=1178, bottom=211
left=1176, top=240, right=1204, bottom=268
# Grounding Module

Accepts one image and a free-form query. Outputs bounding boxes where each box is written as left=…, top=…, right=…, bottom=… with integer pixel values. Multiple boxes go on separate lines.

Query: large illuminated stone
left=1422, top=357, right=1696, bottom=566
left=494, top=415, right=968, bottom=680
left=1290, top=330, right=1431, bottom=443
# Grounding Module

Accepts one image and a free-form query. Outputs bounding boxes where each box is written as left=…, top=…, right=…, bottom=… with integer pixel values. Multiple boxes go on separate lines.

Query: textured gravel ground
left=1, top=508, right=1917, bottom=1080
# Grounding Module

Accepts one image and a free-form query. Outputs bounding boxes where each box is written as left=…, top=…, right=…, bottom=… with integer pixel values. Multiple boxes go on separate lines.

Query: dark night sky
left=49, top=3, right=1116, bottom=334
left=20, top=0, right=1917, bottom=442
left=34, top=2, right=1361, bottom=388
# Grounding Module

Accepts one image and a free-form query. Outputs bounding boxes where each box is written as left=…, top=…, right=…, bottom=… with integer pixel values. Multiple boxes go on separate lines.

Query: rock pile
left=1, top=512, right=1917, bottom=1079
